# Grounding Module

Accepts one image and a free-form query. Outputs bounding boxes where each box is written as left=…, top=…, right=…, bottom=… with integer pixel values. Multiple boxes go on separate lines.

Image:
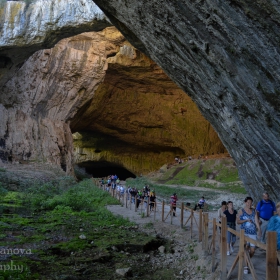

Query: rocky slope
left=93, top=0, right=280, bottom=201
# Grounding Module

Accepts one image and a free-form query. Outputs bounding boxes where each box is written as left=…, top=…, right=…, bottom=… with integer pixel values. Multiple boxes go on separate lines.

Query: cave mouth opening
left=76, top=160, right=136, bottom=180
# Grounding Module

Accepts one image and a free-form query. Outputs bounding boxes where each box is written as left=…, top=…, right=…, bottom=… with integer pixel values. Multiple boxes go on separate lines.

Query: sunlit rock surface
left=0, top=24, right=224, bottom=176
left=93, top=0, right=280, bottom=200
left=0, top=30, right=115, bottom=173
left=0, top=0, right=109, bottom=83
left=71, top=30, right=225, bottom=174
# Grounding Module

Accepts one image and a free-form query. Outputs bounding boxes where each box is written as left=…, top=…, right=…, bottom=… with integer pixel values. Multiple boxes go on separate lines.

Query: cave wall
left=0, top=0, right=110, bottom=84
left=73, top=132, right=186, bottom=176
left=0, top=20, right=225, bottom=176
left=93, top=0, right=280, bottom=201
left=71, top=39, right=225, bottom=175
left=0, top=30, right=118, bottom=173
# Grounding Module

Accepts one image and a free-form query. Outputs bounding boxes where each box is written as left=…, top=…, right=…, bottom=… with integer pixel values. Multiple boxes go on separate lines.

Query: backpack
left=259, top=199, right=274, bottom=208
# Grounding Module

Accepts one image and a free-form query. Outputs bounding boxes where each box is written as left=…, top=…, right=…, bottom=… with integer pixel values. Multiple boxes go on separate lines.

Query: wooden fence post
left=266, top=231, right=277, bottom=280
left=181, top=202, right=184, bottom=228
left=199, top=209, right=203, bottom=242
left=162, top=201, right=165, bottom=222
left=220, top=216, right=227, bottom=280
left=204, top=212, right=209, bottom=254
left=238, top=229, right=245, bottom=279
left=147, top=197, right=150, bottom=217
left=154, top=202, right=156, bottom=220
left=212, top=218, right=216, bottom=272
left=191, top=210, right=193, bottom=239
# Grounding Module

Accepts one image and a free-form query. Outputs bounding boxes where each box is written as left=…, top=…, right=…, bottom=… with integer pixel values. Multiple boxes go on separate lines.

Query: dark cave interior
left=77, top=160, right=136, bottom=180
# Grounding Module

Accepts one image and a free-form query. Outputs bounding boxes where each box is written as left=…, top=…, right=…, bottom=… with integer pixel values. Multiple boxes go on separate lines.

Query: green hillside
left=149, top=157, right=245, bottom=194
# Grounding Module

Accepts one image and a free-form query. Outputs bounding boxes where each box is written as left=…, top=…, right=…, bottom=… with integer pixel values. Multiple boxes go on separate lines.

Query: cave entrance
left=77, top=160, right=136, bottom=180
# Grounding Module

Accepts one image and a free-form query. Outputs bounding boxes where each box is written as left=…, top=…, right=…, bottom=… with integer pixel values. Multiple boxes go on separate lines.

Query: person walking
left=267, top=201, right=280, bottom=250
left=144, top=193, right=149, bottom=209
left=217, top=201, right=227, bottom=233
left=223, top=201, right=237, bottom=256
left=149, top=192, right=156, bottom=212
left=237, top=197, right=259, bottom=272
left=256, top=192, right=276, bottom=243
left=170, top=193, right=178, bottom=217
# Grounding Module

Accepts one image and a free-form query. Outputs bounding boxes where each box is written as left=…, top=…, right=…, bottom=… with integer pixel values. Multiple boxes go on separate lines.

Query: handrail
left=213, top=221, right=267, bottom=250
left=92, top=178, right=279, bottom=279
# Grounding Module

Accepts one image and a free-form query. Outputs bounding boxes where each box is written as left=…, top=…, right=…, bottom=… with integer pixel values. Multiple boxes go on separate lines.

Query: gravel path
left=107, top=190, right=267, bottom=280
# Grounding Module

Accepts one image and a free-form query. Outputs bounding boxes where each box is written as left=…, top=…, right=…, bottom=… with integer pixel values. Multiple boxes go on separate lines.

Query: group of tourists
left=127, top=185, right=156, bottom=211
left=100, top=176, right=280, bottom=267
left=100, top=176, right=157, bottom=211
left=217, top=191, right=280, bottom=272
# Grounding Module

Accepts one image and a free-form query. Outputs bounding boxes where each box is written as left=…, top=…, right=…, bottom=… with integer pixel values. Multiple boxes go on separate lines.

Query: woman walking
left=223, top=201, right=237, bottom=255
left=237, top=197, right=259, bottom=265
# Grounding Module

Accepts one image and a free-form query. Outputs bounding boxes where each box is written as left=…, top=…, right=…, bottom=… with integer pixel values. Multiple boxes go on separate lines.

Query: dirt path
left=107, top=192, right=267, bottom=280
left=154, top=183, right=225, bottom=193
left=121, top=180, right=247, bottom=210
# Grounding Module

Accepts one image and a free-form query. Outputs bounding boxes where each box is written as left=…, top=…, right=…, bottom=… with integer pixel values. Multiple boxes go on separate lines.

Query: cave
left=0, top=0, right=280, bottom=201
left=77, top=160, right=136, bottom=180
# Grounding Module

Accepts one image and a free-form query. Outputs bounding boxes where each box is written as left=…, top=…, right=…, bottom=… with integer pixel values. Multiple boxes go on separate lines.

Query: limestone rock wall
left=0, top=30, right=120, bottom=173
left=0, top=0, right=109, bottom=84
left=0, top=23, right=225, bottom=176
left=73, top=132, right=186, bottom=176
left=71, top=39, right=225, bottom=175
left=93, top=0, right=280, bottom=200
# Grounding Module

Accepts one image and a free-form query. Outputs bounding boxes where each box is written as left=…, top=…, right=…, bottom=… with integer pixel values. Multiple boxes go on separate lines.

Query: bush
left=25, top=178, right=119, bottom=212
left=0, top=183, right=8, bottom=197
left=23, top=176, right=76, bottom=211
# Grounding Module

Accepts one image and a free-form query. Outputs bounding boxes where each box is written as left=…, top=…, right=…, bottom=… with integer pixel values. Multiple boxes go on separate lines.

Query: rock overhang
left=92, top=0, right=280, bottom=200
left=0, top=0, right=110, bottom=83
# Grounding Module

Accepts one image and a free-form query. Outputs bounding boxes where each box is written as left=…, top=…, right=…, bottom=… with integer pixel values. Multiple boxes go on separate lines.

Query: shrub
left=25, top=178, right=119, bottom=212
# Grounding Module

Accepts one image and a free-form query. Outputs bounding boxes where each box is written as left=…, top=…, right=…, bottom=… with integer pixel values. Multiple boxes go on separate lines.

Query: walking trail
left=107, top=184, right=267, bottom=280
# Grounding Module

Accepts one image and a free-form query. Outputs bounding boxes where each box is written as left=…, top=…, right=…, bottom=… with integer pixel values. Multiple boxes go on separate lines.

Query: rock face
left=0, top=0, right=108, bottom=174
left=0, top=18, right=225, bottom=176
left=0, top=0, right=109, bottom=84
left=71, top=33, right=225, bottom=175
left=93, top=0, right=280, bottom=200
left=0, top=29, right=118, bottom=173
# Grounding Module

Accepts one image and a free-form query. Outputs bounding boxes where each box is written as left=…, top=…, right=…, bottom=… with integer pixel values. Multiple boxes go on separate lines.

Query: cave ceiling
left=0, top=0, right=279, bottom=201
left=92, top=0, right=280, bottom=200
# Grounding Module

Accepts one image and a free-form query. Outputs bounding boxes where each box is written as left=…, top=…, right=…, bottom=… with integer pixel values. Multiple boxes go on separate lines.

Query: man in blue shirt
left=256, top=192, right=276, bottom=243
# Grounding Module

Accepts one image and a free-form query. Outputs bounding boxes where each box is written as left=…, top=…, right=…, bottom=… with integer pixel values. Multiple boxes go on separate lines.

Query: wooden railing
left=93, top=178, right=279, bottom=280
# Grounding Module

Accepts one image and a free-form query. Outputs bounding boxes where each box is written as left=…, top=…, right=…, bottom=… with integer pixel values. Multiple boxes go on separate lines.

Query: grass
left=144, top=157, right=246, bottom=194
left=0, top=157, right=247, bottom=279
left=0, top=177, right=167, bottom=279
left=127, top=172, right=245, bottom=205
left=198, top=182, right=246, bottom=194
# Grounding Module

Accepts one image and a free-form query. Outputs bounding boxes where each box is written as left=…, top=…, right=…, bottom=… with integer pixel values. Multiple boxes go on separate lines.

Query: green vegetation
left=0, top=177, right=166, bottom=279
left=145, top=158, right=246, bottom=194
left=22, top=177, right=118, bottom=212
left=0, top=157, right=247, bottom=278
